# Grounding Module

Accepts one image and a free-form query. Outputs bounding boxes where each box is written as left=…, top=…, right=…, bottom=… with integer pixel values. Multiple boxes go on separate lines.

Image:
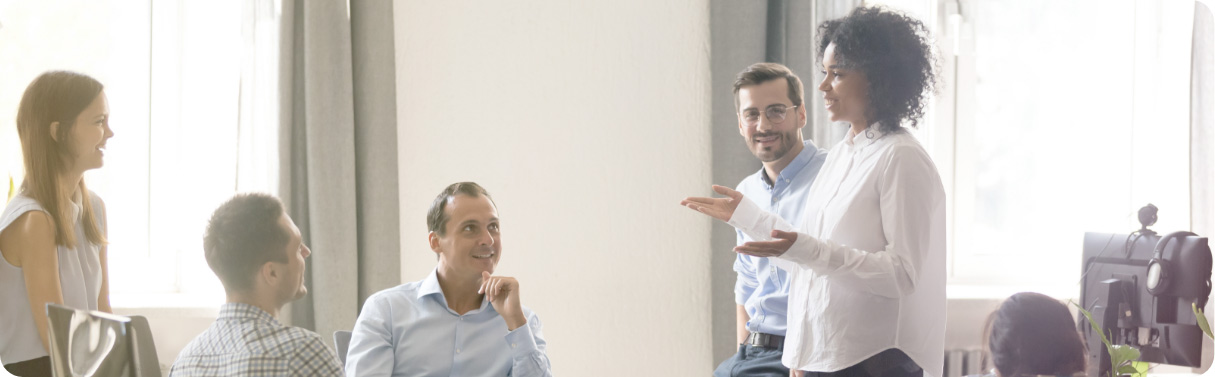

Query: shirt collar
left=418, top=268, right=444, bottom=299
left=759, top=139, right=820, bottom=187
left=846, top=123, right=885, bottom=149
left=417, top=268, right=492, bottom=313
left=218, top=302, right=280, bottom=325
left=779, top=139, right=819, bottom=181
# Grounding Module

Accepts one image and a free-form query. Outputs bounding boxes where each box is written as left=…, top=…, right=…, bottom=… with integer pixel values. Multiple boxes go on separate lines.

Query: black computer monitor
left=1079, top=230, right=1212, bottom=377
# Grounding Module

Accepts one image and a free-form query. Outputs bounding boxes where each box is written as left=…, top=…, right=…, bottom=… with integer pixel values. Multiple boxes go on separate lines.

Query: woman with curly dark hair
left=683, top=6, right=945, bottom=377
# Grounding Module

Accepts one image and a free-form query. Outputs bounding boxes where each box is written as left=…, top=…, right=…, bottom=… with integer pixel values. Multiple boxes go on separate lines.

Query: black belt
left=744, top=332, right=784, bottom=350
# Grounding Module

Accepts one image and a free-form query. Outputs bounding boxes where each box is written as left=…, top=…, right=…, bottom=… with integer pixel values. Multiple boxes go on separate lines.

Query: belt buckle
left=747, top=332, right=769, bottom=347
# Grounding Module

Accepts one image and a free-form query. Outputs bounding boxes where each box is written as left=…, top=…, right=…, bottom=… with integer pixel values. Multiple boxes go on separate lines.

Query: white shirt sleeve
left=726, top=195, right=802, bottom=273
left=728, top=145, right=944, bottom=298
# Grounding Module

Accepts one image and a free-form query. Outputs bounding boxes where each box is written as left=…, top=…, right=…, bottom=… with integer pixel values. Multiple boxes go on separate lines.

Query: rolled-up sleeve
left=504, top=312, right=552, bottom=377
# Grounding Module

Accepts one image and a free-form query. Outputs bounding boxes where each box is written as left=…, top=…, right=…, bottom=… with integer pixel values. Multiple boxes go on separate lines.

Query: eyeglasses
left=740, top=105, right=799, bottom=126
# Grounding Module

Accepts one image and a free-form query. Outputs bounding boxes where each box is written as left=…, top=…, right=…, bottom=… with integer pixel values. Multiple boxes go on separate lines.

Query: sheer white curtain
left=0, top=0, right=280, bottom=304
left=1192, top=0, right=1214, bottom=370
left=141, top=0, right=280, bottom=301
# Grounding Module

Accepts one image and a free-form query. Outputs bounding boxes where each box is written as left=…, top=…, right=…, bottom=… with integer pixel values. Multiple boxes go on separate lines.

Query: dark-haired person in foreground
left=170, top=193, right=342, bottom=377
left=973, top=292, right=1086, bottom=377
left=345, top=182, right=551, bottom=377
left=683, top=6, right=945, bottom=377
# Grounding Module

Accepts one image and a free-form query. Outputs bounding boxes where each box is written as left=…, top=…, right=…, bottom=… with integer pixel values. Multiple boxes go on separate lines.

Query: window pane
left=0, top=1, right=156, bottom=293
left=148, top=0, right=244, bottom=298
left=952, top=0, right=1191, bottom=289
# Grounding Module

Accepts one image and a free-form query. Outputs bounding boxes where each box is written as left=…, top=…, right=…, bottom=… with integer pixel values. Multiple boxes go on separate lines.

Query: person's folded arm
left=766, top=146, right=943, bottom=298
left=505, top=311, right=552, bottom=377
left=345, top=294, right=396, bottom=377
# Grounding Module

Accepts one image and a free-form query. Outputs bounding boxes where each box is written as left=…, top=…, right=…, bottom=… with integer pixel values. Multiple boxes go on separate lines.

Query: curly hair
left=817, top=6, right=938, bottom=132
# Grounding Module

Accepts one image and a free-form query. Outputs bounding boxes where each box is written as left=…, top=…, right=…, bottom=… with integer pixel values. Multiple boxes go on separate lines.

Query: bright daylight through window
left=0, top=0, right=279, bottom=307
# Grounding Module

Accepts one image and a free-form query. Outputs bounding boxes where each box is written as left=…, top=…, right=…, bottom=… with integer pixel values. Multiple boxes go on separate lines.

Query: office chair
left=334, top=330, right=353, bottom=365
left=127, top=316, right=162, bottom=377
left=45, top=304, right=162, bottom=377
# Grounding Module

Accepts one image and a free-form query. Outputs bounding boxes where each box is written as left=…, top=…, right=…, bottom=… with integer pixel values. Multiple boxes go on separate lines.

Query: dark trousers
left=4, top=356, right=51, bottom=377
left=804, top=349, right=923, bottom=377
left=714, top=344, right=790, bottom=377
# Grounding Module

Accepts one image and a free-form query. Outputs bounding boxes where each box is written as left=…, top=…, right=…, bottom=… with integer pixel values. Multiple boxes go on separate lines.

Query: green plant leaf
left=1074, top=302, right=1112, bottom=346
left=1116, top=365, right=1139, bottom=375
left=1130, top=361, right=1149, bottom=377
left=1195, top=302, right=1214, bottom=339
left=1110, top=345, right=1140, bottom=364
left=1073, top=302, right=1118, bottom=377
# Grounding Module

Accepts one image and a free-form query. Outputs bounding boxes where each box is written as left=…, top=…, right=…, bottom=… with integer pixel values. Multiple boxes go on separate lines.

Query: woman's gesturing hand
left=680, top=185, right=744, bottom=222
left=734, top=229, right=798, bottom=257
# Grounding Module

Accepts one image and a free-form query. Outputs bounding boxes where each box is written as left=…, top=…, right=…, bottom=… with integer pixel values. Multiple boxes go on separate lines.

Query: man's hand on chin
left=480, top=271, right=527, bottom=331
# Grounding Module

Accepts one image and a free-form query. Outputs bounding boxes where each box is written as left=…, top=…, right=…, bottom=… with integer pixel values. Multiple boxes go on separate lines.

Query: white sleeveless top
left=0, top=191, right=105, bottom=365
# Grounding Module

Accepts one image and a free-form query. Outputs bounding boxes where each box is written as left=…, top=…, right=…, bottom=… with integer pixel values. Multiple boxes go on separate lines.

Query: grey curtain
left=708, top=0, right=859, bottom=364
left=278, top=0, right=401, bottom=343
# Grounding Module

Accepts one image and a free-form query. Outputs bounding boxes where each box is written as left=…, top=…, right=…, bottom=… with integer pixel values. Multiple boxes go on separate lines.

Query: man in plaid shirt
left=170, top=193, right=342, bottom=376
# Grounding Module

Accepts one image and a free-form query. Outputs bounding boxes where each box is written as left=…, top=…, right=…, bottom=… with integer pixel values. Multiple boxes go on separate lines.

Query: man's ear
left=797, top=104, right=808, bottom=128
left=429, top=231, right=442, bottom=254
left=259, top=262, right=280, bottom=287
left=49, top=122, right=60, bottom=142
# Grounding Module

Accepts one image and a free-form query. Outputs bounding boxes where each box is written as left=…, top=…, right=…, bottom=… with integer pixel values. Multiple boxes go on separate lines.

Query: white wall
left=393, top=1, right=714, bottom=375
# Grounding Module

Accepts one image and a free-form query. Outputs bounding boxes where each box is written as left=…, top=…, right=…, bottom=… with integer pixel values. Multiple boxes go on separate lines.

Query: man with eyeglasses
left=711, top=62, right=828, bottom=377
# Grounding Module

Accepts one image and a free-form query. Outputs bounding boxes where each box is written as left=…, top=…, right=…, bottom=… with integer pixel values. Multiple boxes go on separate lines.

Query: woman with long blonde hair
left=0, top=71, right=115, bottom=377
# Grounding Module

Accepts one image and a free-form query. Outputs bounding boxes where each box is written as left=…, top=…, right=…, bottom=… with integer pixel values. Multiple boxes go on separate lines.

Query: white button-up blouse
left=728, top=125, right=946, bottom=376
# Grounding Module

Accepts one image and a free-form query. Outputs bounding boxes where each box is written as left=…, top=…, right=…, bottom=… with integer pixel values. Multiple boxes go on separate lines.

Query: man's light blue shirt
left=344, top=269, right=552, bottom=377
left=733, top=139, right=827, bottom=337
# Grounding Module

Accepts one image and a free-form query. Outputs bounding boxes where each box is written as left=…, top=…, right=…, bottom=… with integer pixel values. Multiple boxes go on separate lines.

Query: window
left=864, top=0, right=1197, bottom=297
left=0, top=0, right=280, bottom=307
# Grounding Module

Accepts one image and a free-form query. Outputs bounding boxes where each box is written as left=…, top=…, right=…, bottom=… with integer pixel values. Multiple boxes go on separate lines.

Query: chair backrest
left=333, top=330, right=353, bottom=365
left=127, top=315, right=162, bottom=377
left=46, top=304, right=134, bottom=377
left=46, top=305, right=162, bottom=377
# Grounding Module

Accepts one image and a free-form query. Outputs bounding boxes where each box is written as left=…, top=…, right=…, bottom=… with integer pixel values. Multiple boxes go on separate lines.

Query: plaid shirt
left=170, top=302, right=343, bottom=377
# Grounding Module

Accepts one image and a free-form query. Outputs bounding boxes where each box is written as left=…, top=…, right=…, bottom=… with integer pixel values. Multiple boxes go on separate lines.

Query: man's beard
left=753, top=131, right=796, bottom=162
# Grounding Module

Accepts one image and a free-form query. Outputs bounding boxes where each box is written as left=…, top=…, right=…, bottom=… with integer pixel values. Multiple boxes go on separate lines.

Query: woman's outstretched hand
left=680, top=185, right=744, bottom=222
left=734, top=229, right=797, bottom=257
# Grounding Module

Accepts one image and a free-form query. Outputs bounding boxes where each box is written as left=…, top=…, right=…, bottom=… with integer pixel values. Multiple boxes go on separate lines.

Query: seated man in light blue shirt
left=712, top=63, right=827, bottom=377
left=345, top=182, right=551, bottom=377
